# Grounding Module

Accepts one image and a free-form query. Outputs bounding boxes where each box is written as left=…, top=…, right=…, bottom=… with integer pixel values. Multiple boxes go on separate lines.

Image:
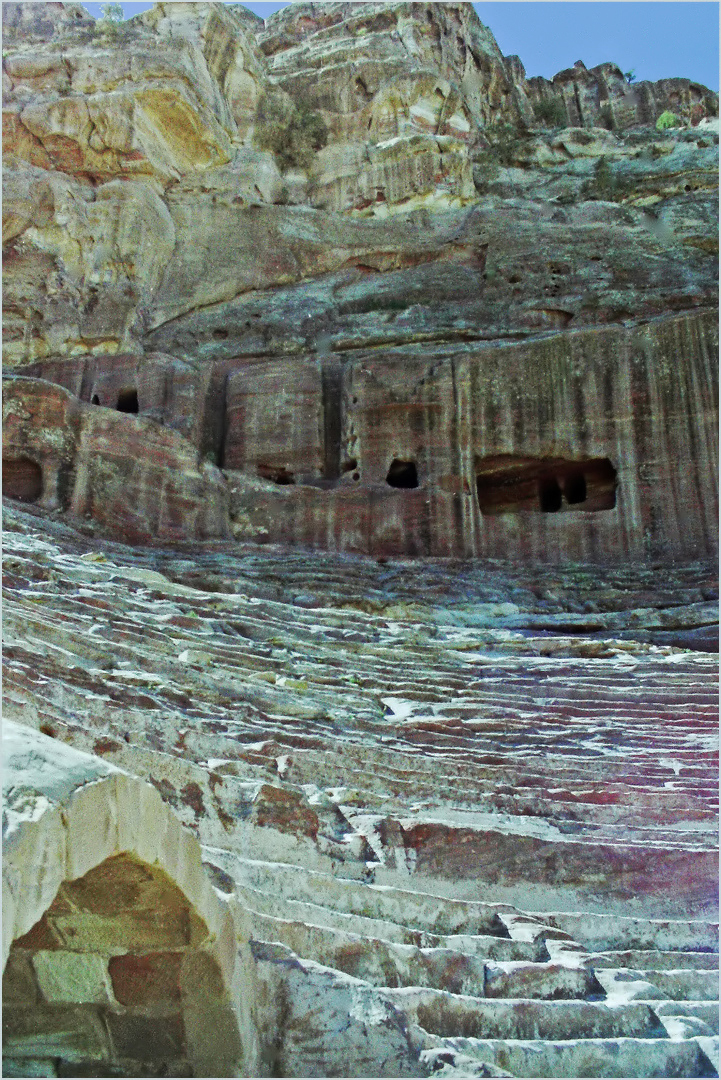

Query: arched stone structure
left=2, top=722, right=258, bottom=1078
left=2, top=456, right=43, bottom=502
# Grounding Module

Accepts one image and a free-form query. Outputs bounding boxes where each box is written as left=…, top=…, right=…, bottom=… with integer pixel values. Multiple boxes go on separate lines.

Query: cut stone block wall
left=2, top=722, right=259, bottom=1078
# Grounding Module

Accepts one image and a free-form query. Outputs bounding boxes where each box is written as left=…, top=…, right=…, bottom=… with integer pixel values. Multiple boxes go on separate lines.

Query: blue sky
left=82, top=2, right=719, bottom=92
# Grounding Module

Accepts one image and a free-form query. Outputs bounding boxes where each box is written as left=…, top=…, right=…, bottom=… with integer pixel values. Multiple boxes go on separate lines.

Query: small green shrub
left=594, top=158, right=615, bottom=198
left=93, top=3, right=134, bottom=42
left=484, top=121, right=525, bottom=166
left=597, top=103, right=614, bottom=130
left=656, top=110, right=681, bottom=131
left=254, top=89, right=328, bottom=171
left=533, top=97, right=567, bottom=127
left=623, top=69, right=636, bottom=84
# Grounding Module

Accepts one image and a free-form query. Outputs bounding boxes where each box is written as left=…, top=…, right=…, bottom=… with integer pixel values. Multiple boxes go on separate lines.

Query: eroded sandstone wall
left=2, top=0, right=718, bottom=563
left=3, top=0, right=718, bottom=363
left=223, top=310, right=718, bottom=560
left=2, top=377, right=229, bottom=543
left=6, top=307, right=716, bottom=560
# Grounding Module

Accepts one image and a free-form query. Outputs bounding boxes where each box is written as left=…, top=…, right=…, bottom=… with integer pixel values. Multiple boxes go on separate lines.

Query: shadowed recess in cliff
left=116, top=389, right=139, bottom=414
left=386, top=459, right=419, bottom=489
left=257, top=464, right=296, bottom=485
left=476, top=455, right=617, bottom=514
left=2, top=458, right=42, bottom=503
left=321, top=360, right=343, bottom=482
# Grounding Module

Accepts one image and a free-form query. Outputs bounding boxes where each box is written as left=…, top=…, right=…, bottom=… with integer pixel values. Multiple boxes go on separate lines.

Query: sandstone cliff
left=2, top=6, right=719, bottom=1076
left=2, top=0, right=718, bottom=562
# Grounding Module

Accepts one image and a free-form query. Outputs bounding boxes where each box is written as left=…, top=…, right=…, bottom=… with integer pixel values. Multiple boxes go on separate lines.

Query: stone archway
left=2, top=723, right=258, bottom=1078
left=4, top=855, right=243, bottom=1077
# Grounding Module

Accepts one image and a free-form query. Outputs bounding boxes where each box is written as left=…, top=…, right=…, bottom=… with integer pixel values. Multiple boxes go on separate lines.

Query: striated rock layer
left=2, top=0, right=719, bottom=562
left=1, top=2, right=719, bottom=1077
left=7, top=307, right=718, bottom=560
left=2, top=505, right=719, bottom=1077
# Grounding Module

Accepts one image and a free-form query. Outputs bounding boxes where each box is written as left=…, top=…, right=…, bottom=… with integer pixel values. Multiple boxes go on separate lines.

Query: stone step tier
left=2, top=507, right=718, bottom=1077
left=237, top=854, right=718, bottom=1077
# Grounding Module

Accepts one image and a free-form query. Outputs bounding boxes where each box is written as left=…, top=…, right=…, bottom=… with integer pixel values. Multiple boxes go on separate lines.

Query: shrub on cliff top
left=91, top=2, right=134, bottom=42
left=100, top=2, right=123, bottom=21
left=254, top=89, right=328, bottom=171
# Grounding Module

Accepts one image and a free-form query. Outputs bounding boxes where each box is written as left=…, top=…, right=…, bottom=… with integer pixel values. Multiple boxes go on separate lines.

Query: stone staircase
left=218, top=853, right=719, bottom=1077
left=2, top=503, right=718, bottom=1076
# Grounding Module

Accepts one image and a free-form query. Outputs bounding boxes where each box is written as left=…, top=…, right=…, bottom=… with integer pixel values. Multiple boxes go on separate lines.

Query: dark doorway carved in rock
left=116, top=389, right=139, bottom=414
left=476, top=455, right=617, bottom=514
left=257, top=464, right=295, bottom=485
left=538, top=477, right=563, bottom=513
left=386, top=459, right=419, bottom=489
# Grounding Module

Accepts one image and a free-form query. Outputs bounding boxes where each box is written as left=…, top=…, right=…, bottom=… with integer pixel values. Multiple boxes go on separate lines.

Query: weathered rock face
left=2, top=377, right=229, bottom=542
left=223, top=311, right=718, bottom=560
left=2, top=721, right=258, bottom=1078
left=2, top=6, right=719, bottom=1076
left=527, top=60, right=718, bottom=134
left=9, top=306, right=717, bottom=560
left=2, top=508, right=719, bottom=1076
left=2, top=0, right=718, bottom=563
left=254, top=1, right=525, bottom=215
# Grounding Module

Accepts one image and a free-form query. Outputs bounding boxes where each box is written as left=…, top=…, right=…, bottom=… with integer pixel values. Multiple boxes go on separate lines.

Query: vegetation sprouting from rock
left=582, top=157, right=635, bottom=203
left=482, top=121, right=527, bottom=166
left=254, top=89, right=329, bottom=170
left=533, top=98, right=567, bottom=128
left=597, top=103, right=615, bottom=131
left=656, top=110, right=681, bottom=131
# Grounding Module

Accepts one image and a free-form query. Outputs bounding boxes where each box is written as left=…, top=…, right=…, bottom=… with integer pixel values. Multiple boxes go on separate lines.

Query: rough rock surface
left=2, top=504, right=719, bottom=1076
left=2, top=2, right=719, bottom=1077
left=3, top=0, right=718, bottom=561
left=2, top=719, right=258, bottom=1078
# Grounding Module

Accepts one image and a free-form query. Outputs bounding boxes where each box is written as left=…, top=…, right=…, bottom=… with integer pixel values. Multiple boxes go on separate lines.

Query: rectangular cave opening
left=116, top=388, right=139, bottom=414
left=476, top=455, right=617, bottom=515
left=257, top=464, right=295, bottom=485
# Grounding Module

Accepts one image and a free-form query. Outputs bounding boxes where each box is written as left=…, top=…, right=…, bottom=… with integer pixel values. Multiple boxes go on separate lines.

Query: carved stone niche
left=222, top=360, right=326, bottom=483
left=2, top=457, right=43, bottom=503
left=21, top=354, right=202, bottom=443
left=475, top=454, right=618, bottom=515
